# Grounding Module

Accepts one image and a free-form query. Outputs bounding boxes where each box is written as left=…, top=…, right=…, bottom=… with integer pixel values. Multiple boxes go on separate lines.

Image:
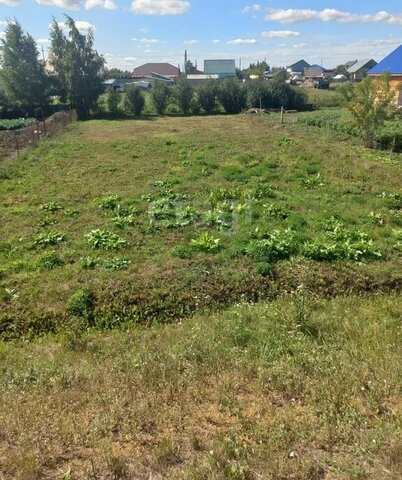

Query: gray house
left=347, top=59, right=377, bottom=81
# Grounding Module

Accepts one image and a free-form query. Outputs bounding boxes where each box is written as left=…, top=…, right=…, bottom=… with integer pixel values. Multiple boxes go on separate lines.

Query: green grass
left=0, top=293, right=401, bottom=479
left=0, top=114, right=401, bottom=336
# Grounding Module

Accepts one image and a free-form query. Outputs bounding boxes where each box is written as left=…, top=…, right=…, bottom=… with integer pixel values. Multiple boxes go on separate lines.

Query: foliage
left=190, top=232, right=221, bottom=252
left=151, top=80, right=171, bottom=114
left=106, top=88, right=120, bottom=115
left=245, top=230, right=297, bottom=263
left=197, top=80, right=218, bottom=114
left=123, top=85, right=145, bottom=116
left=36, top=251, right=64, bottom=270
left=218, top=78, right=246, bottom=114
left=173, top=76, right=193, bottom=115
left=85, top=229, right=127, bottom=251
left=66, top=288, right=95, bottom=320
left=103, top=67, right=132, bottom=79
left=49, top=16, right=104, bottom=117
left=95, top=195, right=121, bottom=210
left=33, top=231, right=65, bottom=247
left=103, top=257, right=131, bottom=270
left=338, top=74, right=397, bottom=148
left=0, top=118, right=36, bottom=131
left=0, top=20, right=48, bottom=106
left=40, top=201, right=63, bottom=212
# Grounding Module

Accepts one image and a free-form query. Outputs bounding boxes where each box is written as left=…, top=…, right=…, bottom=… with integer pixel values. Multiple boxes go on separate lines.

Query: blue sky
left=1, top=0, right=402, bottom=71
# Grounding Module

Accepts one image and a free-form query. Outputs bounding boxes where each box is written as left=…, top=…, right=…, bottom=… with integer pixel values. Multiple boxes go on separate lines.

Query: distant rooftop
left=348, top=59, right=376, bottom=74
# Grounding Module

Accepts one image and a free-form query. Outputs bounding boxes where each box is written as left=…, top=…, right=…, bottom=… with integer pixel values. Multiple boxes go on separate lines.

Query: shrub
left=245, top=230, right=297, bottom=263
left=33, top=231, right=65, bottom=247
left=171, top=244, right=193, bottom=259
left=80, top=256, right=101, bottom=269
left=94, top=195, right=120, bottom=210
left=173, top=77, right=193, bottom=115
left=191, top=232, right=221, bottom=252
left=103, top=257, right=131, bottom=271
left=198, top=80, right=218, bottom=114
left=190, top=97, right=201, bottom=115
left=218, top=78, right=246, bottom=114
left=106, top=88, right=120, bottom=114
left=246, top=80, right=272, bottom=109
left=255, top=262, right=274, bottom=277
left=123, top=85, right=145, bottom=116
left=85, top=229, right=127, bottom=250
left=36, top=251, right=64, bottom=270
left=67, top=288, right=95, bottom=322
left=151, top=80, right=170, bottom=114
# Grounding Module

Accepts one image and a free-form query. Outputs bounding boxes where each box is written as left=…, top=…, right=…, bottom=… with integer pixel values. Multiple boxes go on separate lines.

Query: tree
left=151, top=80, right=170, bottom=114
left=104, top=68, right=132, bottom=79
left=49, top=16, right=104, bottom=117
left=0, top=20, right=48, bottom=106
left=333, top=64, right=349, bottom=78
left=197, top=80, right=217, bottom=114
left=106, top=88, right=120, bottom=115
left=185, top=59, right=198, bottom=74
left=173, top=77, right=193, bottom=115
left=123, top=85, right=145, bottom=116
left=217, top=78, right=246, bottom=114
left=246, top=80, right=272, bottom=109
left=338, top=74, right=396, bottom=148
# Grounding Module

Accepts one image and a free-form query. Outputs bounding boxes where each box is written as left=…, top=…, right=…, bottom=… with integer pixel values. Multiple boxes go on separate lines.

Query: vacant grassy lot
left=1, top=114, right=401, bottom=336
left=1, top=294, right=402, bottom=479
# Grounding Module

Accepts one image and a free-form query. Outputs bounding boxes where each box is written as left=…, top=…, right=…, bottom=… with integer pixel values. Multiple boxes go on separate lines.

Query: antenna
left=184, top=50, right=188, bottom=76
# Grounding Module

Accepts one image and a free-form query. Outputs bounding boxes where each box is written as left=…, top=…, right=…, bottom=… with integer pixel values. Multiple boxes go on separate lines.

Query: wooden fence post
left=280, top=106, right=284, bottom=124
left=14, top=131, right=19, bottom=156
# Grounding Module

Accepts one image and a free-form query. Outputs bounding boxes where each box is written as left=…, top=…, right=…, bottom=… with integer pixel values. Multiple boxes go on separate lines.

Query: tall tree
left=173, top=77, right=193, bottom=115
left=0, top=20, right=48, bottom=106
left=49, top=16, right=104, bottom=117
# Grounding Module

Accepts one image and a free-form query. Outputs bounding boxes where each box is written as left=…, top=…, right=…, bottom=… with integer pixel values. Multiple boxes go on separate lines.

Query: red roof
left=133, top=63, right=180, bottom=78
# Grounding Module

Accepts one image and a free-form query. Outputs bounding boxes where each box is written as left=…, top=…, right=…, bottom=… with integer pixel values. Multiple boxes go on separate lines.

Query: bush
left=151, top=80, right=170, bottom=114
left=85, top=229, right=127, bottom=250
left=106, top=88, right=120, bottom=115
left=218, top=78, right=246, bottom=114
left=191, top=232, right=221, bottom=252
left=67, top=288, right=95, bottom=322
left=197, top=80, right=218, bottom=114
left=190, top=97, right=201, bottom=115
left=173, top=77, right=193, bottom=115
left=123, top=85, right=145, bottom=116
left=245, top=230, right=297, bottom=263
left=246, top=80, right=272, bottom=109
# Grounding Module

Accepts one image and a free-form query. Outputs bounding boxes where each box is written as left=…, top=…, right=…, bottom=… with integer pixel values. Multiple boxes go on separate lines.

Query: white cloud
left=183, top=39, right=199, bottom=45
left=139, top=37, right=160, bottom=43
left=124, top=56, right=138, bottom=62
left=0, top=31, right=5, bottom=38
left=228, top=38, right=257, bottom=45
left=131, top=0, right=190, bottom=15
left=37, top=0, right=81, bottom=9
left=212, top=39, right=220, bottom=44
left=138, top=27, right=148, bottom=33
left=56, top=20, right=95, bottom=31
left=0, top=0, right=20, bottom=5
left=293, top=43, right=307, bottom=49
left=242, top=4, right=260, bottom=14
left=84, top=0, right=117, bottom=10
left=37, top=38, right=50, bottom=43
left=266, top=8, right=402, bottom=25
left=262, top=30, right=300, bottom=38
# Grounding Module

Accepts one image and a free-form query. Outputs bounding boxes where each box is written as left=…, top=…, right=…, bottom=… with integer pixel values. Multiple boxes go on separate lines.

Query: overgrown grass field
left=0, top=114, right=402, bottom=479
left=1, top=294, right=401, bottom=479
left=1, top=114, right=401, bottom=335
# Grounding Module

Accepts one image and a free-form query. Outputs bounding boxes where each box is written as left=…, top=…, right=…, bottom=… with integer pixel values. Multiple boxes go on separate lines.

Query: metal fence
left=0, top=109, right=78, bottom=159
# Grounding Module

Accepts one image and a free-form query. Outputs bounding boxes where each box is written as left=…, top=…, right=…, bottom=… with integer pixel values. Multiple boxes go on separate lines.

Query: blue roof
left=369, top=45, right=402, bottom=75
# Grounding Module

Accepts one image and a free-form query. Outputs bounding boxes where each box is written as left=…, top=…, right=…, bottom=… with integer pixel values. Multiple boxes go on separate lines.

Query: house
left=204, top=59, right=236, bottom=78
left=347, top=59, right=377, bottom=81
left=287, top=59, right=310, bottom=76
left=368, top=44, right=402, bottom=106
left=132, top=63, right=180, bottom=80
left=186, top=74, right=219, bottom=85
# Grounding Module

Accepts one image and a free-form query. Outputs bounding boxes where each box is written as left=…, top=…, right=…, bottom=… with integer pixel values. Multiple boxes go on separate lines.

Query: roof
left=347, top=59, right=377, bottom=74
left=345, top=60, right=357, bottom=69
left=204, top=59, right=236, bottom=76
left=304, top=66, right=325, bottom=78
left=187, top=74, right=219, bottom=80
left=368, top=45, right=402, bottom=75
left=133, top=63, right=180, bottom=78
left=288, top=59, right=310, bottom=72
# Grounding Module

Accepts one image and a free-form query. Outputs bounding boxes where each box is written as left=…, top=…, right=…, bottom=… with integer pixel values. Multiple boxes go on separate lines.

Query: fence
left=0, top=109, right=78, bottom=159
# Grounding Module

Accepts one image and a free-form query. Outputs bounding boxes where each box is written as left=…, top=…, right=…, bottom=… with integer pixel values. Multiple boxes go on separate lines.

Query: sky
left=1, top=0, right=402, bottom=71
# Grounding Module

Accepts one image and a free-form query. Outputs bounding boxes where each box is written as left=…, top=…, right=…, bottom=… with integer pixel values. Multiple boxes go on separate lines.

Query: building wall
left=390, top=77, right=402, bottom=105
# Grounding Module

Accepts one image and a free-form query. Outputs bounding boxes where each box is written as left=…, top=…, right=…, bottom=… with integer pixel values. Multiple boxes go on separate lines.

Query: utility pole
left=184, top=49, right=188, bottom=76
